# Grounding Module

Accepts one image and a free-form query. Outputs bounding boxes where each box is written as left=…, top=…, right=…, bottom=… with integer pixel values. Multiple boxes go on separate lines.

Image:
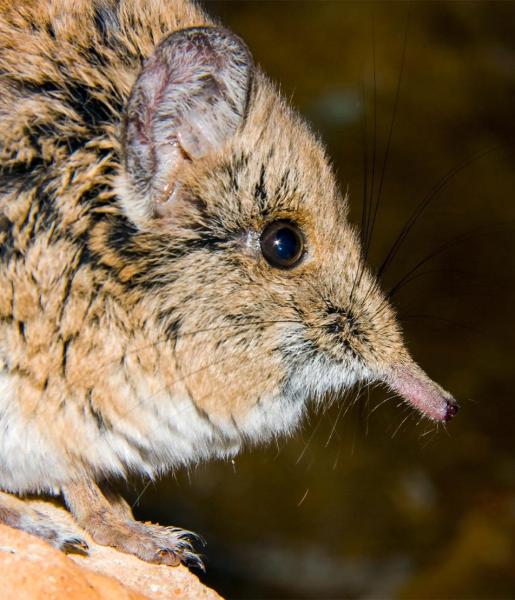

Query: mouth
left=385, top=360, right=459, bottom=422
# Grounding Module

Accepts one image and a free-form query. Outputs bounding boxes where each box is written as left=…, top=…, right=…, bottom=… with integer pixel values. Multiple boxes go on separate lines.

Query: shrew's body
left=0, top=0, right=457, bottom=566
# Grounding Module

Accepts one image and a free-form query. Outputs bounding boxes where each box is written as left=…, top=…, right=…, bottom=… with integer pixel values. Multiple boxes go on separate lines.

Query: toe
left=154, top=548, right=181, bottom=567
left=61, top=536, right=89, bottom=555
left=182, top=551, right=205, bottom=572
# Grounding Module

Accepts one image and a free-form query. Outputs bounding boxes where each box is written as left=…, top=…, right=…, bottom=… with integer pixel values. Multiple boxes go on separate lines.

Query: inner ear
left=122, top=26, right=253, bottom=223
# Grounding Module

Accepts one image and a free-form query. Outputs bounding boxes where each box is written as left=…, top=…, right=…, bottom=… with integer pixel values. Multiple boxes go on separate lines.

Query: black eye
left=260, top=221, right=305, bottom=269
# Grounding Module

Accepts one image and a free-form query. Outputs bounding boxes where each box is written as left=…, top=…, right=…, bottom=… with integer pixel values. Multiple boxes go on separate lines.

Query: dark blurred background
left=130, top=2, right=515, bottom=598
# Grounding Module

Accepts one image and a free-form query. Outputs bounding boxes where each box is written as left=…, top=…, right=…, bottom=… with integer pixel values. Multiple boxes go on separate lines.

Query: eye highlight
left=259, top=221, right=305, bottom=269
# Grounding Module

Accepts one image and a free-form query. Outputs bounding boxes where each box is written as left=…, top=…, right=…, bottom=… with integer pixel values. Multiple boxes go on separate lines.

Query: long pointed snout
left=384, top=360, right=459, bottom=422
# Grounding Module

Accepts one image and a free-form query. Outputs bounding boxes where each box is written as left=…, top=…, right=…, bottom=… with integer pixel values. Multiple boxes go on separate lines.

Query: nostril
left=444, top=399, right=459, bottom=422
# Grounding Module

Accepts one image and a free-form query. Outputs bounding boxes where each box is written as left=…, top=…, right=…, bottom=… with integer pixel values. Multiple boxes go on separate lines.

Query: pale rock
left=0, top=502, right=222, bottom=600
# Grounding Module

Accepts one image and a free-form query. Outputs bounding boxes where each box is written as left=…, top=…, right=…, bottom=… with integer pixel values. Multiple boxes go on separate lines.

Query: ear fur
left=122, top=26, right=253, bottom=224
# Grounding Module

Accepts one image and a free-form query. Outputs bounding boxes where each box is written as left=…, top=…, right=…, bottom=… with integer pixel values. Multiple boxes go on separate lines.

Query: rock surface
left=0, top=504, right=222, bottom=600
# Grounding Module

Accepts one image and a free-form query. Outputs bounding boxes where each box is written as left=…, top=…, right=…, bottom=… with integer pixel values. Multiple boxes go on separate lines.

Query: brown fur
left=0, top=0, right=456, bottom=567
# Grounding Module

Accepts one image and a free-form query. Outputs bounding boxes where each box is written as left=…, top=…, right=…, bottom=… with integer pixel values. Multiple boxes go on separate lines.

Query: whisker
left=360, top=76, right=370, bottom=250
left=368, top=392, right=396, bottom=417
left=388, top=267, right=470, bottom=295
left=325, top=399, right=346, bottom=449
left=297, top=488, right=309, bottom=507
left=387, top=226, right=490, bottom=299
left=391, top=411, right=411, bottom=439
left=296, top=410, right=324, bottom=464
left=378, top=145, right=496, bottom=280
left=325, top=382, right=365, bottom=447
left=369, top=12, right=378, bottom=255
left=364, top=381, right=371, bottom=436
left=352, top=2, right=411, bottom=310
left=365, top=5, right=409, bottom=262
left=420, top=423, right=440, bottom=448
left=332, top=446, right=342, bottom=471
left=130, top=478, right=153, bottom=510
left=400, top=313, right=480, bottom=335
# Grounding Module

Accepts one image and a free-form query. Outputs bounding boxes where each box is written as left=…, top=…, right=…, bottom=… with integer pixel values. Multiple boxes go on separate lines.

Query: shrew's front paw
left=63, top=480, right=205, bottom=570
left=85, top=512, right=205, bottom=570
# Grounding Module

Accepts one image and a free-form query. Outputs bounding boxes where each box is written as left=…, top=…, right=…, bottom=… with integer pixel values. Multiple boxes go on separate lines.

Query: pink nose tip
left=444, top=399, right=459, bottom=422
left=386, top=360, right=459, bottom=422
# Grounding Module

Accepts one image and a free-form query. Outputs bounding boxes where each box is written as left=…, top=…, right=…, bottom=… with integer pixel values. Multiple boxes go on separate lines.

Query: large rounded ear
left=121, top=27, right=253, bottom=224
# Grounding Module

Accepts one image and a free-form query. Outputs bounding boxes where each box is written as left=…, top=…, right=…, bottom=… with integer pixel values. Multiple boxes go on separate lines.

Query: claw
left=178, top=529, right=207, bottom=548
left=183, top=551, right=205, bottom=572
left=157, top=529, right=205, bottom=571
left=61, top=536, right=89, bottom=555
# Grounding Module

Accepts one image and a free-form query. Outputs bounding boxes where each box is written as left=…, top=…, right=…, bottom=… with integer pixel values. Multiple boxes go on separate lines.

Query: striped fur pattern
left=0, top=0, right=452, bottom=504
